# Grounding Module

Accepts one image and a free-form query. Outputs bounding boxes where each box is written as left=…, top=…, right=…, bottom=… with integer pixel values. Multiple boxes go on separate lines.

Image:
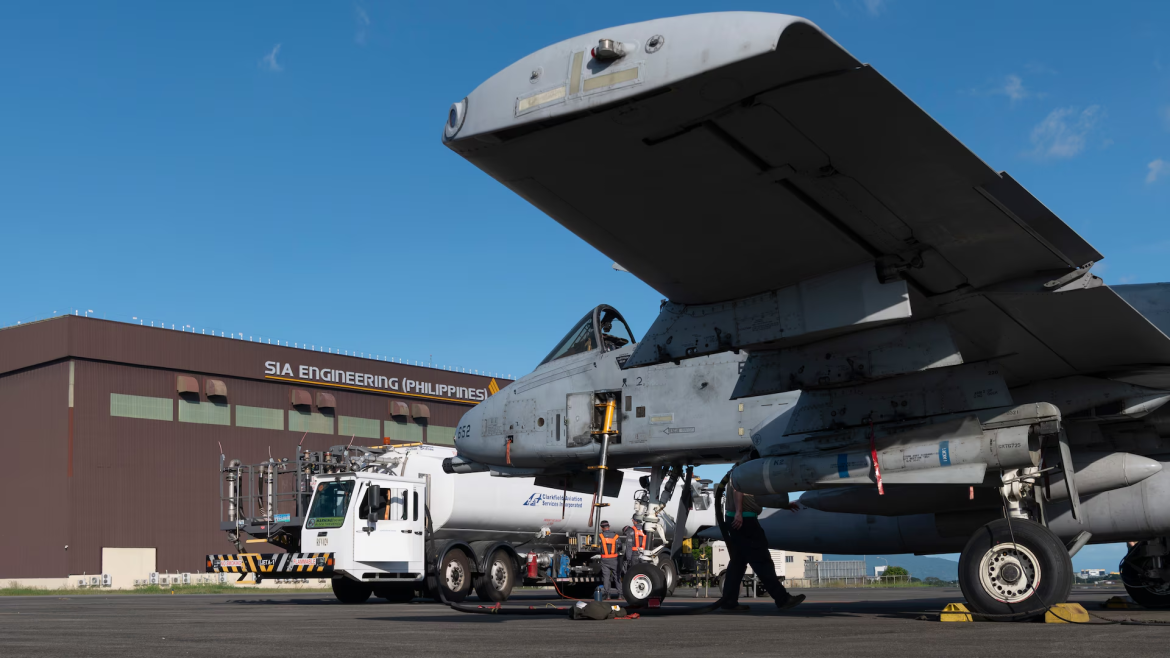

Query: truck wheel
left=439, top=550, right=472, bottom=603
left=958, top=518, right=1072, bottom=621
left=332, top=577, right=372, bottom=604
left=474, top=549, right=515, bottom=602
left=373, top=584, right=416, bottom=603
left=622, top=563, right=667, bottom=608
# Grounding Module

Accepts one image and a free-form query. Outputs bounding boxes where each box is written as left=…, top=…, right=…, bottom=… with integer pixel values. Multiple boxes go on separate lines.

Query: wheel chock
left=1101, top=596, right=1141, bottom=610
left=1044, top=603, right=1089, bottom=623
left=940, top=603, right=974, bottom=622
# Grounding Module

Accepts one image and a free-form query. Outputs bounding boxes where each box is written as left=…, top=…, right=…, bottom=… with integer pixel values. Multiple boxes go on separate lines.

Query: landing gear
left=332, top=577, right=372, bottom=604
left=657, top=556, right=678, bottom=596
left=473, top=549, right=516, bottom=602
left=958, top=518, right=1072, bottom=621
left=622, top=563, right=667, bottom=607
left=1121, top=538, right=1170, bottom=609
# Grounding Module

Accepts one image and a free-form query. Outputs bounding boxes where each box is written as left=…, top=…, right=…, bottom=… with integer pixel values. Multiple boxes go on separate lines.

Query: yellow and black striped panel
left=206, top=553, right=335, bottom=574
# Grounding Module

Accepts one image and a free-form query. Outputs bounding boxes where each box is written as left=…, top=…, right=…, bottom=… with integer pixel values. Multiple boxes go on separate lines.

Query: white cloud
left=1000, top=75, right=1029, bottom=102
left=260, top=43, right=283, bottom=72
left=355, top=5, right=371, bottom=45
left=863, top=0, right=886, bottom=16
left=1027, top=106, right=1102, bottom=159
left=1148, top=158, right=1168, bottom=184
left=963, top=74, right=1042, bottom=105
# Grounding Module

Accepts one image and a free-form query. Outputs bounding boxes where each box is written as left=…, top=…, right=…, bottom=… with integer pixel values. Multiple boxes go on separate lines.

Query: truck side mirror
left=366, top=485, right=382, bottom=521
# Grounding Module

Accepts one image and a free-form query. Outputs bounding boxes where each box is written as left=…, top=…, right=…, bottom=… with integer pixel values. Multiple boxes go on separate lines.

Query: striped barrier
left=206, top=553, right=334, bottom=575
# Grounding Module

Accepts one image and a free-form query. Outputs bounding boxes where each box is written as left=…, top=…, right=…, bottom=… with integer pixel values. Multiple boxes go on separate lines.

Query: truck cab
left=305, top=472, right=427, bottom=602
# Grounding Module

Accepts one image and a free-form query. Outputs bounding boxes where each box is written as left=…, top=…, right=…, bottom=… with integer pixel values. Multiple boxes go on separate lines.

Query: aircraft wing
left=444, top=12, right=1170, bottom=387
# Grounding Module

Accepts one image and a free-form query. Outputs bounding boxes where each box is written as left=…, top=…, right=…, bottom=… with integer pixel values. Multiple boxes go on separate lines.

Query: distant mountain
left=823, top=554, right=959, bottom=581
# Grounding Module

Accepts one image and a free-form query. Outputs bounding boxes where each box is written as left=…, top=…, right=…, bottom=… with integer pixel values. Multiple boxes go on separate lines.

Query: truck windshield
left=306, top=480, right=354, bottom=529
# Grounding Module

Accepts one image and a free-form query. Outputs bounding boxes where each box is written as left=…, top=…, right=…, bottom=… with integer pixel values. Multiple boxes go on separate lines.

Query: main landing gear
left=958, top=518, right=1073, bottom=620
left=1121, top=537, right=1170, bottom=609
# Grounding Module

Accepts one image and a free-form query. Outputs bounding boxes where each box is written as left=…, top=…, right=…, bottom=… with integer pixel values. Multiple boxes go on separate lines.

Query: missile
left=795, top=451, right=1162, bottom=515
left=732, top=414, right=1040, bottom=495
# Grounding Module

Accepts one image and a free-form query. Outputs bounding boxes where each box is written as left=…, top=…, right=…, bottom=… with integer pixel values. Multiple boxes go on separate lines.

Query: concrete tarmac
left=2, top=586, right=1168, bottom=657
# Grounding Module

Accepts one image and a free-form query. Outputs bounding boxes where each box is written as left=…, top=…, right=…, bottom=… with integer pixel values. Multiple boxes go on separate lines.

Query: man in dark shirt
left=721, top=482, right=805, bottom=612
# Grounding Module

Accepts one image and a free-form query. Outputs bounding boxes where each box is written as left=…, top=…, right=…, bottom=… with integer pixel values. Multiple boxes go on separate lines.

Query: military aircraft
left=440, top=12, right=1170, bottom=617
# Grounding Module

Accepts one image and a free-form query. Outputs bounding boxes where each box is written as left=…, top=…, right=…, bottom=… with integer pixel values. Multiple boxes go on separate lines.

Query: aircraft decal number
left=456, top=425, right=471, bottom=440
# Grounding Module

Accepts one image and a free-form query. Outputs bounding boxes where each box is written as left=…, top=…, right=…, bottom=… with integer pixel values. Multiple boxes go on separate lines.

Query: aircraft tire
left=622, top=563, right=667, bottom=608
left=658, top=557, right=679, bottom=596
left=473, top=549, right=515, bottom=602
left=958, top=518, right=1072, bottom=621
left=1121, top=549, right=1170, bottom=609
left=332, top=577, right=372, bottom=604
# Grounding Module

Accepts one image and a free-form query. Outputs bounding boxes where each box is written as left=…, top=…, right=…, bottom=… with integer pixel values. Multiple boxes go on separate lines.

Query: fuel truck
left=207, top=443, right=714, bottom=604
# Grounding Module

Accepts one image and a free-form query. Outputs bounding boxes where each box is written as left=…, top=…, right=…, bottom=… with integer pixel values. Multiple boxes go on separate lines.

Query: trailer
left=208, top=443, right=713, bottom=604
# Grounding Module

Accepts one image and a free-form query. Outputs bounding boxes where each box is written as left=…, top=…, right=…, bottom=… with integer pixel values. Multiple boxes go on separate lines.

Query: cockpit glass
left=599, top=308, right=635, bottom=352
left=539, top=312, right=596, bottom=366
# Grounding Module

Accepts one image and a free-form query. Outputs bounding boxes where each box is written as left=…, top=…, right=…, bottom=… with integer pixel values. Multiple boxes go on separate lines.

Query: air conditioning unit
left=217, top=573, right=227, bottom=584
left=149, top=572, right=159, bottom=585
left=89, top=576, right=100, bottom=587
left=134, top=579, right=141, bottom=586
left=76, top=578, right=87, bottom=588
left=182, top=573, right=191, bottom=585
left=101, top=574, right=112, bottom=587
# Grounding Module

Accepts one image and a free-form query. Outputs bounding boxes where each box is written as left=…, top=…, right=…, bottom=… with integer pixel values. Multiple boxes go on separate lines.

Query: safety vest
left=633, top=526, right=647, bottom=551
left=600, top=533, right=619, bottom=558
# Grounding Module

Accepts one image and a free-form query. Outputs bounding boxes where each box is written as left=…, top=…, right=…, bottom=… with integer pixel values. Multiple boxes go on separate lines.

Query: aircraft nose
left=454, top=428, right=504, bottom=465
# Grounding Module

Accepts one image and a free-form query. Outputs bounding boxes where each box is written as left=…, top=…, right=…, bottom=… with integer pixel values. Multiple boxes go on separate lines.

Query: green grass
left=1, top=583, right=332, bottom=596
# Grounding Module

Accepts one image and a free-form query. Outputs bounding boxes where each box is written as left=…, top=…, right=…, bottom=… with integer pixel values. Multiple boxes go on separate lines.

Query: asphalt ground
left=2, top=586, right=1168, bottom=657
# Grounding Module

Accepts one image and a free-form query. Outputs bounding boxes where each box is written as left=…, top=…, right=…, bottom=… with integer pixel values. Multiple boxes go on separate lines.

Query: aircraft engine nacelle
left=731, top=413, right=1041, bottom=494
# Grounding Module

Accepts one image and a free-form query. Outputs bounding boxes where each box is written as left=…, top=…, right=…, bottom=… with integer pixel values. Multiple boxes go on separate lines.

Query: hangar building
left=0, top=315, right=505, bottom=586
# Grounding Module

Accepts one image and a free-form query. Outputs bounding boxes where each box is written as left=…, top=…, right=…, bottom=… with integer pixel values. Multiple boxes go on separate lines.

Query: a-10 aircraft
left=440, top=12, right=1170, bottom=617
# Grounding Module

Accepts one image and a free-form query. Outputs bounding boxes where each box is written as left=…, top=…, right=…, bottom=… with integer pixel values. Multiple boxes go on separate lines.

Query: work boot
left=776, top=594, right=805, bottom=611
left=719, top=603, right=750, bottom=612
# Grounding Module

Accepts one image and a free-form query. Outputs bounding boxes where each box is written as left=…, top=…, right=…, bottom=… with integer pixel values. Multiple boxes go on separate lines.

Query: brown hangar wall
left=0, top=316, right=508, bottom=579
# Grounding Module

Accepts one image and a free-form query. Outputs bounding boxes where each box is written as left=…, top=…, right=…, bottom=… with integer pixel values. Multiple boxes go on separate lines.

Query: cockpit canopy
left=539, top=305, right=636, bottom=366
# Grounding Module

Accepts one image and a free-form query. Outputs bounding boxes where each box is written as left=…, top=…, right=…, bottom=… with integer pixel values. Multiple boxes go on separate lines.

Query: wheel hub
left=490, top=561, right=508, bottom=590
left=446, top=562, right=465, bottom=591
left=629, top=574, right=652, bottom=600
left=978, top=543, right=1041, bottom=603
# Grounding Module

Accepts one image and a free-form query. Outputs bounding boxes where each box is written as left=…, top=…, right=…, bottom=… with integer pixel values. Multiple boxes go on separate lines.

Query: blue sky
left=2, top=1, right=1166, bottom=569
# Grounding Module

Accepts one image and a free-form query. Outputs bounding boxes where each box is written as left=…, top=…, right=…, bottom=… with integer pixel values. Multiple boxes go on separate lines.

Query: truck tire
left=373, top=583, right=416, bottom=603
left=474, top=549, right=516, bottom=602
left=439, top=550, right=472, bottom=603
left=958, top=518, right=1072, bottom=621
left=332, top=577, right=372, bottom=604
left=622, top=563, right=667, bottom=608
